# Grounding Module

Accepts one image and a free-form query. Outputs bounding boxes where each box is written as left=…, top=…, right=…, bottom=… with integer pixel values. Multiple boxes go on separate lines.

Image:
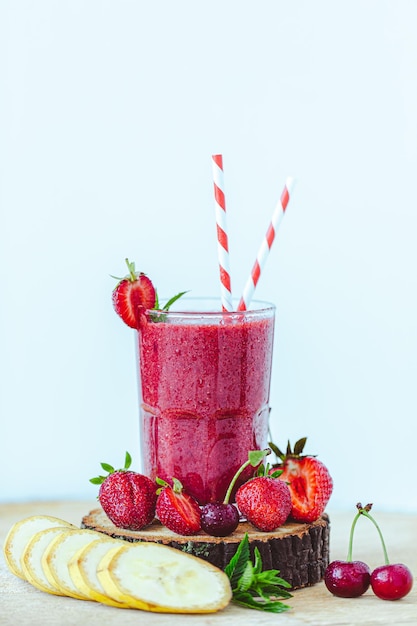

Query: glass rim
left=147, top=297, right=275, bottom=317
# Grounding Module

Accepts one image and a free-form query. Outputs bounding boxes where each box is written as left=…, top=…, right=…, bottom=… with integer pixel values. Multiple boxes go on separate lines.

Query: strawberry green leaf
left=294, top=437, right=307, bottom=456
left=269, top=469, right=283, bottom=479
left=124, top=451, right=132, bottom=470
left=268, top=440, right=285, bottom=461
left=255, top=461, right=279, bottom=477
left=100, top=462, right=115, bottom=474
left=89, top=476, right=106, bottom=485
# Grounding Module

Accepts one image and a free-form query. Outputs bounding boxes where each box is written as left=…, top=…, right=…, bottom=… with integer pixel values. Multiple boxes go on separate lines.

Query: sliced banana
left=97, top=542, right=232, bottom=613
left=4, top=516, right=232, bottom=613
left=22, top=527, right=73, bottom=595
left=3, top=515, right=76, bottom=580
left=68, top=537, right=129, bottom=608
left=41, top=528, right=105, bottom=599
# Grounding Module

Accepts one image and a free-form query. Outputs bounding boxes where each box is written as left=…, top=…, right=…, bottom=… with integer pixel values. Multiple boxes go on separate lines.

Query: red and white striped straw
left=212, top=154, right=233, bottom=311
left=238, top=176, right=295, bottom=311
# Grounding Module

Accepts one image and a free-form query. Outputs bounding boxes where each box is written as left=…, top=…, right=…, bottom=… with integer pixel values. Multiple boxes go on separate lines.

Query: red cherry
left=371, top=563, right=413, bottom=601
left=324, top=560, right=371, bottom=598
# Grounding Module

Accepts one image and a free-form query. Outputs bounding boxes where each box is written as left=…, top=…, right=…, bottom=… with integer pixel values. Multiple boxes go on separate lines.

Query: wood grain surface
left=1, top=501, right=416, bottom=625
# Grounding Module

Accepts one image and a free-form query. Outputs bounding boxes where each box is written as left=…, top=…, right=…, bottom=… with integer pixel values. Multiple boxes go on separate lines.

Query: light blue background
left=1, top=1, right=416, bottom=512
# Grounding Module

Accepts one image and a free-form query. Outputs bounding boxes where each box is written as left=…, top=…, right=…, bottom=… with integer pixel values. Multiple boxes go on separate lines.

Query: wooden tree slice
left=81, top=508, right=330, bottom=589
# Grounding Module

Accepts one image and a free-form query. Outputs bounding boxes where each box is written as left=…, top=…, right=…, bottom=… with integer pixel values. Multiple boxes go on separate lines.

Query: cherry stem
left=223, top=449, right=270, bottom=504
left=359, top=509, right=390, bottom=565
left=346, top=510, right=362, bottom=562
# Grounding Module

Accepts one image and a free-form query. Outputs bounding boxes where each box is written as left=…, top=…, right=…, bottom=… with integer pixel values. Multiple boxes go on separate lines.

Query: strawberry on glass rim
left=112, top=259, right=156, bottom=329
left=112, top=258, right=187, bottom=329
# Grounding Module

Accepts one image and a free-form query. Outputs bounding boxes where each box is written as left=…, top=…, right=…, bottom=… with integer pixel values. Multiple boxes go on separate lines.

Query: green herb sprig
left=224, top=534, right=292, bottom=613
left=150, top=290, right=188, bottom=322
left=154, top=291, right=188, bottom=312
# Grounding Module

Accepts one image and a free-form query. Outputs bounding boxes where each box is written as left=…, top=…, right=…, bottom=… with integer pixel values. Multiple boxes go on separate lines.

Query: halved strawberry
left=270, top=437, right=333, bottom=523
left=112, top=259, right=156, bottom=329
left=155, top=477, right=201, bottom=536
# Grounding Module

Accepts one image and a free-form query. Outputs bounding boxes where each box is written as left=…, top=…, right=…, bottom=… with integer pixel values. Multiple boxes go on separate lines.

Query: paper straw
left=212, top=154, right=233, bottom=311
left=238, top=176, right=295, bottom=311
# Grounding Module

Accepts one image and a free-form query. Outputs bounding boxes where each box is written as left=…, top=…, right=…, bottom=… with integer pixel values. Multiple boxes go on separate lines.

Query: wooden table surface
left=1, top=501, right=416, bottom=625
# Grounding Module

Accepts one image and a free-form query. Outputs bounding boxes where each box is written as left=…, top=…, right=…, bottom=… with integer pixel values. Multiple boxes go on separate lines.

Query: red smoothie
left=137, top=301, right=275, bottom=504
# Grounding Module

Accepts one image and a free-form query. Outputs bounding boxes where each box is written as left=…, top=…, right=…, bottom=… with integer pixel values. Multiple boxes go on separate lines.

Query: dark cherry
left=325, top=503, right=414, bottom=602
left=370, top=563, right=413, bottom=601
left=200, top=449, right=271, bottom=538
left=200, top=503, right=240, bottom=537
left=324, top=560, right=371, bottom=597
left=324, top=503, right=371, bottom=598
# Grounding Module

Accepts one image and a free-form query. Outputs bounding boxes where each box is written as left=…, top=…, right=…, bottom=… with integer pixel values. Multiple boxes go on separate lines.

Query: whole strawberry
left=112, top=258, right=156, bottom=329
left=235, top=470, right=292, bottom=532
left=270, top=437, right=333, bottom=523
left=156, top=477, right=201, bottom=536
left=90, top=452, right=157, bottom=530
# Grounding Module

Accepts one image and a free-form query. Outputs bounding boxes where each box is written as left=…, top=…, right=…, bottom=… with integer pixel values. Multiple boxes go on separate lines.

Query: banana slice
left=3, top=515, right=76, bottom=580
left=68, top=537, right=129, bottom=608
left=97, top=542, right=232, bottom=613
left=4, top=516, right=232, bottom=613
left=42, top=528, right=105, bottom=599
left=22, top=527, right=74, bottom=595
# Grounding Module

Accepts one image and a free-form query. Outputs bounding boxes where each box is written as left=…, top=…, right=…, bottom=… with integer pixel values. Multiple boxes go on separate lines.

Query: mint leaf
left=224, top=535, right=292, bottom=613
left=148, top=291, right=188, bottom=323
left=237, top=561, right=254, bottom=592
left=253, top=547, right=263, bottom=575
left=232, top=591, right=291, bottom=613
left=254, top=568, right=292, bottom=591
left=224, top=533, right=250, bottom=590
left=161, top=291, right=188, bottom=311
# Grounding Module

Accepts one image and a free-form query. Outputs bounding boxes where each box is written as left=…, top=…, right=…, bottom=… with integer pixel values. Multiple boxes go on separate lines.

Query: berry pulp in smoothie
left=137, top=304, right=275, bottom=504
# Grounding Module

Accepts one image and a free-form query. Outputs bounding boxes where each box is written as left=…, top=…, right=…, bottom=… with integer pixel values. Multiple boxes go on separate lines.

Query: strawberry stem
left=125, top=258, right=137, bottom=282
left=223, top=449, right=270, bottom=504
